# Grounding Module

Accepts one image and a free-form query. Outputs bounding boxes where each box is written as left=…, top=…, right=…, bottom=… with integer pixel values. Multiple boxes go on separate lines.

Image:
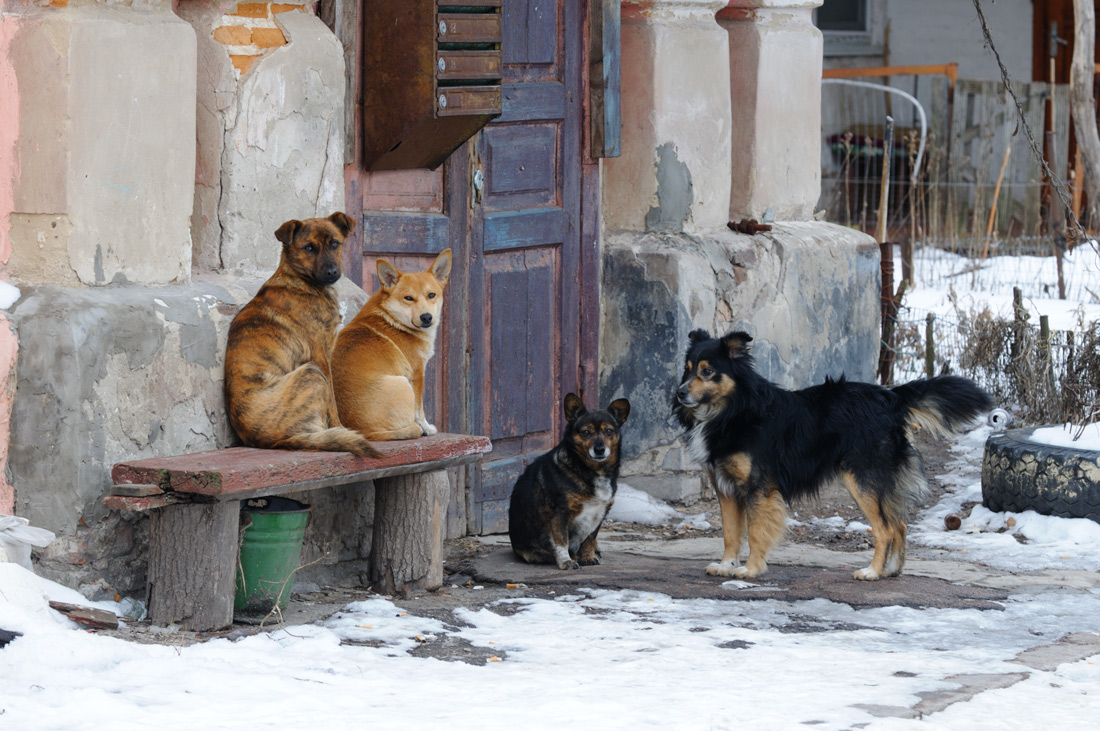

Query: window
left=816, top=0, right=868, bottom=33
left=815, top=0, right=880, bottom=57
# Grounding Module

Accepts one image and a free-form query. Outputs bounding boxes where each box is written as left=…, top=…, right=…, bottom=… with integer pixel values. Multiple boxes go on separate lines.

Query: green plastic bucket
left=234, top=496, right=310, bottom=620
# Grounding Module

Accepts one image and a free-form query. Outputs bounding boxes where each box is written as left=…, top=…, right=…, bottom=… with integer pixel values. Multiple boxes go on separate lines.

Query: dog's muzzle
left=590, top=443, right=609, bottom=462
left=418, top=313, right=434, bottom=328
left=675, top=384, right=696, bottom=406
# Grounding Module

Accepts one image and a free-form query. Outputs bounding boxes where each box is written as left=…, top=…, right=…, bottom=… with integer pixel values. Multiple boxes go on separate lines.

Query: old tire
left=982, top=427, right=1100, bottom=524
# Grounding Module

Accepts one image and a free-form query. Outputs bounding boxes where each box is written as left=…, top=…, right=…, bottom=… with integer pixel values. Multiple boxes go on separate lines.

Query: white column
left=603, top=0, right=732, bottom=233
left=719, top=0, right=823, bottom=221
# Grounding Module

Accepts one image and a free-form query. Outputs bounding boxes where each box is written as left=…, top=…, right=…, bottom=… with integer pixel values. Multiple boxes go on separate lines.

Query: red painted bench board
left=107, top=433, right=491, bottom=505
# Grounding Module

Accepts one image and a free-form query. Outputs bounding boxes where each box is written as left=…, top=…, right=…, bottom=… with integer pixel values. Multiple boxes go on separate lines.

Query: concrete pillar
left=603, top=0, right=732, bottom=233
left=719, top=0, right=823, bottom=221
left=1, top=5, right=196, bottom=287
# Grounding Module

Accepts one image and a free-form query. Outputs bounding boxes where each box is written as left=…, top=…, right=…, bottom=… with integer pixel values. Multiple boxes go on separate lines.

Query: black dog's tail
left=892, top=376, right=994, bottom=438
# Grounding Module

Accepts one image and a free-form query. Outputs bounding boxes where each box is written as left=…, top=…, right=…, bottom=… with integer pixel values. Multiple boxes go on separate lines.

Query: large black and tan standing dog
left=224, top=212, right=380, bottom=458
left=675, top=329, right=992, bottom=581
left=509, top=393, right=631, bottom=570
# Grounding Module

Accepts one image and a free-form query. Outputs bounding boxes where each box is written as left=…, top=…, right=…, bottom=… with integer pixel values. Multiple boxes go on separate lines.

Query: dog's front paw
left=732, top=564, right=766, bottom=579
left=557, top=558, right=580, bottom=570
left=853, top=566, right=882, bottom=581
left=420, top=422, right=438, bottom=436
left=705, top=560, right=740, bottom=577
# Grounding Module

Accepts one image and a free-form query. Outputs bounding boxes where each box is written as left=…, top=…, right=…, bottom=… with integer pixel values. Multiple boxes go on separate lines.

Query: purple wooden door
left=465, top=0, right=588, bottom=533
left=349, top=0, right=596, bottom=535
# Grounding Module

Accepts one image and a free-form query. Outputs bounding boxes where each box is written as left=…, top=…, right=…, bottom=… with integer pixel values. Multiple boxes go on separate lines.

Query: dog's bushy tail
left=274, top=427, right=383, bottom=459
left=892, top=375, right=994, bottom=438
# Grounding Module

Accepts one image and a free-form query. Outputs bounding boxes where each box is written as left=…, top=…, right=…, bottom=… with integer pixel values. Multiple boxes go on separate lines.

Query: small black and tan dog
left=676, top=329, right=992, bottom=581
left=509, top=393, right=631, bottom=570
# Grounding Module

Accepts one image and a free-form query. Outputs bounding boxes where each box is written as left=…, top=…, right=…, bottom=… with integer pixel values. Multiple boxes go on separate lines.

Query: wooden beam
left=823, top=63, right=958, bottom=88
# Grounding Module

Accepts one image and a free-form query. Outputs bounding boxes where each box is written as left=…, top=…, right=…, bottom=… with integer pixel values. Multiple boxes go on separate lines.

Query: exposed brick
left=272, top=4, right=305, bottom=14
left=48, top=0, right=69, bottom=7
left=213, top=25, right=254, bottom=46
left=251, top=27, right=287, bottom=49
left=231, top=54, right=259, bottom=75
left=233, top=3, right=270, bottom=19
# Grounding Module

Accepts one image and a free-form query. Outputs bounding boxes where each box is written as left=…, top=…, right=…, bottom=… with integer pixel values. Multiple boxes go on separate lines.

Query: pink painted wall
left=1, top=14, right=20, bottom=515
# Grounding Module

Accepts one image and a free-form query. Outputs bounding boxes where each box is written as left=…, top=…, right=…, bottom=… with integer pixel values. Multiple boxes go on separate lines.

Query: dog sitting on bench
left=224, top=212, right=380, bottom=458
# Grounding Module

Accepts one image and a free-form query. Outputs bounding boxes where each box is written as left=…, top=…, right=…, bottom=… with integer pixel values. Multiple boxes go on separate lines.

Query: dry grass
left=890, top=303, right=1100, bottom=427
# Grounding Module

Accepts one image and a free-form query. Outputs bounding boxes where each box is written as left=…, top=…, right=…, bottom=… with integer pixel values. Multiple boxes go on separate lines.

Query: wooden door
left=346, top=0, right=597, bottom=535
left=465, top=0, right=591, bottom=534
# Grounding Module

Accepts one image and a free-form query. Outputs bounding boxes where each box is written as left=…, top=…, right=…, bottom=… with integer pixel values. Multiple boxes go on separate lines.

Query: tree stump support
left=370, top=469, right=449, bottom=595
left=148, top=502, right=239, bottom=631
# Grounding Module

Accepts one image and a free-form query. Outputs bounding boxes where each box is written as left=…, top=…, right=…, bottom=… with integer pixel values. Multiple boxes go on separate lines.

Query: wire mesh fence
left=823, top=71, right=1100, bottom=427
left=820, top=74, right=1083, bottom=287
left=885, top=291, right=1100, bottom=428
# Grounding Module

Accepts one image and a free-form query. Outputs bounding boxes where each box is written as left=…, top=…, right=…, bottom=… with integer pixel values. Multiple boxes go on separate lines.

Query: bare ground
left=94, top=430, right=980, bottom=655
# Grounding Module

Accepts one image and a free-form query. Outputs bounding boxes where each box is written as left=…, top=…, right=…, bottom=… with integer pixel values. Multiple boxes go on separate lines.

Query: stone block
left=6, top=275, right=369, bottom=593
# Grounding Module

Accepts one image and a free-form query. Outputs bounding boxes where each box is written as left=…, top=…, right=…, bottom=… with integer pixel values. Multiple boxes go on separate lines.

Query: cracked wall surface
left=184, top=7, right=346, bottom=277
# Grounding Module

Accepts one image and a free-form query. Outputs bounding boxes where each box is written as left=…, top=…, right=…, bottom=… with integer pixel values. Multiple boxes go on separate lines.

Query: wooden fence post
left=925, top=313, right=936, bottom=378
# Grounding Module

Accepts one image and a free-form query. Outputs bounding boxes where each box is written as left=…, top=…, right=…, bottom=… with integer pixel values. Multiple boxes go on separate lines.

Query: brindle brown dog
left=224, top=212, right=380, bottom=458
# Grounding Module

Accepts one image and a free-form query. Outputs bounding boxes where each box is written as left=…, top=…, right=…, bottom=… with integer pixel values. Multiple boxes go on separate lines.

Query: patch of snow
left=608, top=483, right=711, bottom=529
left=1027, top=422, right=1100, bottom=450
left=0, top=280, right=21, bottom=309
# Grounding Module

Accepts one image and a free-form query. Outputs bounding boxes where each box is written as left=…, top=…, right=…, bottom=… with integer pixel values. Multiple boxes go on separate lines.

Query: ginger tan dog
left=332, top=250, right=452, bottom=440
left=224, top=212, right=380, bottom=458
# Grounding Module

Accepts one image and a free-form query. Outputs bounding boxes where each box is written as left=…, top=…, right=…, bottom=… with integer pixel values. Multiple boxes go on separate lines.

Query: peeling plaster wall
left=6, top=276, right=368, bottom=591
left=1, top=3, right=359, bottom=591
left=191, top=8, right=347, bottom=276
left=600, top=224, right=879, bottom=503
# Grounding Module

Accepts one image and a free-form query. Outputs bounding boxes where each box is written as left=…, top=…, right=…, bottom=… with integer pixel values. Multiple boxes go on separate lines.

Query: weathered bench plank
left=103, top=433, right=492, bottom=631
left=109, top=433, right=491, bottom=503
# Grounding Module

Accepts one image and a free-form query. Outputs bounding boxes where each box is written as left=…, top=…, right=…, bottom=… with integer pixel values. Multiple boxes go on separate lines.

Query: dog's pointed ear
left=275, top=219, right=302, bottom=248
left=688, top=329, right=711, bottom=344
left=431, top=249, right=452, bottom=286
left=377, top=259, right=401, bottom=290
left=328, top=211, right=355, bottom=236
left=607, top=398, right=630, bottom=425
left=563, top=393, right=586, bottom=422
left=721, top=331, right=753, bottom=359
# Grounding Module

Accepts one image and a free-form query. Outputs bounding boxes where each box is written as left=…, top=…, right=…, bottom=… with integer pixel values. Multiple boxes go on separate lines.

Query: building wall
left=822, top=0, right=1033, bottom=81
left=0, top=0, right=358, bottom=595
left=885, top=0, right=1032, bottom=83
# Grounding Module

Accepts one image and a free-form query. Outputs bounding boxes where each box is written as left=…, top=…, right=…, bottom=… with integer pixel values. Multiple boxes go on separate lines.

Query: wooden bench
left=103, top=433, right=491, bottom=632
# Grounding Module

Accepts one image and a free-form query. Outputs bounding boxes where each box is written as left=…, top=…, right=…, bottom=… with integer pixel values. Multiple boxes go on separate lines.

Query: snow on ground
left=608, top=483, right=712, bottom=529
left=2, top=423, right=1099, bottom=730
left=1, top=568, right=1098, bottom=730
left=902, top=244, right=1100, bottom=330
left=3, top=246, right=1099, bottom=729
left=909, top=425, right=1100, bottom=574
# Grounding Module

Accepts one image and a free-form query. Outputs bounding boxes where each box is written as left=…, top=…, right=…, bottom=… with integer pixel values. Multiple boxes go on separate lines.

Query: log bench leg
left=148, top=502, right=239, bottom=631
left=370, top=469, right=449, bottom=595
